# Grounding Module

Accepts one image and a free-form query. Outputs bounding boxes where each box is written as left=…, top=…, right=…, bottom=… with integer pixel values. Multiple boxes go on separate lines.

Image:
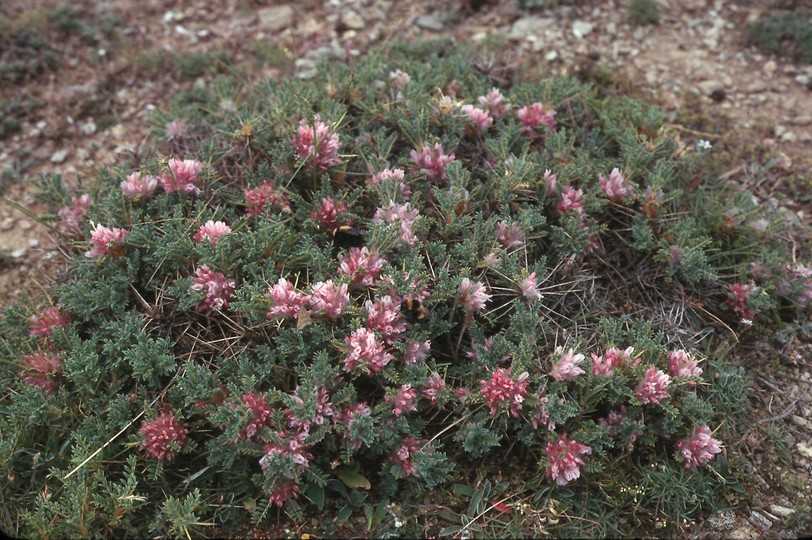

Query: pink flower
left=516, top=102, right=557, bottom=138
left=591, top=346, right=634, bottom=376
left=29, top=307, right=70, bottom=337
left=57, top=194, right=91, bottom=237
left=286, top=387, right=334, bottom=431
left=459, top=278, right=491, bottom=312
left=599, top=168, right=634, bottom=202
left=477, top=88, right=511, bottom=119
left=85, top=224, right=127, bottom=259
left=521, top=272, right=542, bottom=302
left=334, top=402, right=372, bottom=451
left=193, top=220, right=231, bottom=247
left=726, top=282, right=756, bottom=320
left=266, top=278, right=309, bottom=319
left=244, top=181, right=289, bottom=218
left=260, top=429, right=312, bottom=472
left=120, top=172, right=158, bottom=199
left=635, top=367, right=671, bottom=404
left=159, top=157, right=203, bottom=195
left=388, top=384, right=418, bottom=416
left=190, top=265, right=235, bottom=312
left=366, top=296, right=407, bottom=342
left=545, top=433, right=591, bottom=486
left=668, top=350, right=702, bottom=387
left=409, top=143, right=455, bottom=181
left=389, top=437, right=421, bottom=477
left=480, top=368, right=530, bottom=418
left=404, top=340, right=431, bottom=364
left=139, top=413, right=188, bottom=461
left=338, top=247, right=384, bottom=288
left=677, top=425, right=723, bottom=469
left=308, top=280, right=350, bottom=318
left=19, top=352, right=62, bottom=395
left=422, top=372, right=446, bottom=406
left=551, top=348, right=586, bottom=382
left=369, top=167, right=410, bottom=197
left=343, top=327, right=394, bottom=374
left=556, top=186, right=584, bottom=214
left=311, top=197, right=347, bottom=232
left=373, top=201, right=420, bottom=247
left=531, top=395, right=555, bottom=431
left=543, top=169, right=558, bottom=196
left=268, top=481, right=299, bottom=508
left=237, top=392, right=273, bottom=441
left=496, top=221, right=525, bottom=249
left=389, top=69, right=411, bottom=89
left=482, top=253, right=502, bottom=267
left=292, top=116, right=341, bottom=171
left=460, top=104, right=493, bottom=134
left=165, top=119, right=188, bottom=140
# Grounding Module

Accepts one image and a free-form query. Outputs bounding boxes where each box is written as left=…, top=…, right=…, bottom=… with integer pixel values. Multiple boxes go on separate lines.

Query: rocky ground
left=1, top=0, right=811, bottom=537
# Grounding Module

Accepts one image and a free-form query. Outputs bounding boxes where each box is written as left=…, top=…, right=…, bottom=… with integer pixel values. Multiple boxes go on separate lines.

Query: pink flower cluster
left=677, top=425, right=723, bottom=469
left=543, top=169, right=557, bottom=196
left=460, top=104, right=493, bottom=134
left=19, top=352, right=63, bottom=395
left=244, top=181, right=289, bottom=218
left=57, top=194, right=91, bottom=237
left=409, top=143, right=455, bottom=181
left=545, top=433, right=592, bottom=486
left=85, top=224, right=127, bottom=259
left=726, top=282, right=756, bottom=320
left=158, top=157, right=203, bottom=195
left=334, top=402, right=372, bottom=451
left=139, top=412, right=188, bottom=461
left=260, top=429, right=313, bottom=473
left=369, top=167, right=411, bottom=197
left=635, top=367, right=671, bottom=404
left=312, top=197, right=347, bottom=232
left=388, top=384, right=418, bottom=416
left=521, top=272, right=542, bottom=302
left=343, top=327, right=394, bottom=374
left=191, top=265, right=235, bottom=312
left=459, top=278, right=491, bottom=311
left=668, top=349, right=703, bottom=387
left=292, top=116, right=341, bottom=171
left=496, top=221, right=525, bottom=249
left=556, top=186, right=584, bottom=215
left=237, top=392, right=273, bottom=441
left=286, top=387, right=334, bottom=432
left=404, top=339, right=431, bottom=364
left=598, top=406, right=644, bottom=443
left=338, top=247, right=384, bottom=288
left=551, top=348, right=586, bottom=382
left=389, top=69, right=411, bottom=89
left=531, top=395, right=555, bottom=431
left=477, top=88, right=511, bottom=119
left=373, top=201, right=419, bottom=247
left=422, top=372, right=446, bottom=406
left=193, top=220, right=231, bottom=247
left=590, top=346, right=634, bottom=377
left=389, top=436, right=422, bottom=477
left=266, top=278, right=308, bottom=319
left=29, top=307, right=70, bottom=337
left=598, top=168, right=634, bottom=202
left=308, top=280, right=350, bottom=318
left=366, top=295, right=407, bottom=342
left=268, top=481, right=299, bottom=508
left=121, top=172, right=158, bottom=199
left=516, top=102, right=557, bottom=138
left=480, top=368, right=530, bottom=418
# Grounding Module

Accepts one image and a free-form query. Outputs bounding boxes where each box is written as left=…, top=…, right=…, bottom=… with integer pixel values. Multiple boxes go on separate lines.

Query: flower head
left=338, top=247, right=384, bottom=288
left=677, top=425, right=722, bottom=469
left=121, top=172, right=158, bottom=199
left=193, top=220, right=231, bottom=247
left=266, top=278, right=309, bottom=319
left=244, top=181, right=289, bottom=217
left=551, top=348, right=586, bottom=382
left=459, top=278, right=491, bottom=311
left=308, top=280, right=350, bottom=319
left=159, top=157, right=203, bottom=195
left=668, top=349, right=702, bottom=386
left=556, top=186, right=584, bottom=215
left=409, top=143, right=455, bottom=181
left=311, top=197, right=347, bottom=232
left=373, top=201, right=420, bottom=247
left=19, top=352, right=63, bottom=395
left=598, top=168, right=634, bottom=201
left=404, top=340, right=431, bottom=364
left=365, top=296, right=407, bottom=342
left=516, top=102, right=557, bottom=138
left=543, top=169, right=558, bottom=196
left=85, top=224, right=127, bottom=259
left=369, top=167, right=410, bottom=196
left=29, top=307, right=70, bottom=337
left=591, top=346, right=634, bottom=376
left=545, top=433, right=592, bottom=486
left=422, top=372, right=446, bottom=406
left=292, top=116, right=341, bottom=171
left=139, top=412, right=188, bottom=461
left=343, top=327, right=394, bottom=374
left=237, top=392, right=273, bottom=441
left=480, top=368, right=530, bottom=418
left=191, top=265, right=235, bottom=312
left=389, top=436, right=421, bottom=477
left=57, top=194, right=91, bottom=237
left=477, top=88, right=511, bottom=119
left=496, top=221, right=525, bottom=249
left=388, top=384, right=418, bottom=416
left=389, top=69, right=411, bottom=89
left=460, top=104, right=493, bottom=134
left=726, top=282, right=757, bottom=320
left=635, top=367, right=671, bottom=404
left=268, top=481, right=299, bottom=508
left=521, top=272, right=543, bottom=302
left=165, top=119, right=188, bottom=140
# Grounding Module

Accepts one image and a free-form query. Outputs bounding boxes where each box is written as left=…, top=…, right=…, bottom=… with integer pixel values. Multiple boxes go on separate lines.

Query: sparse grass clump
left=628, top=0, right=661, bottom=26
left=0, top=41, right=809, bottom=538
left=750, top=9, right=812, bottom=64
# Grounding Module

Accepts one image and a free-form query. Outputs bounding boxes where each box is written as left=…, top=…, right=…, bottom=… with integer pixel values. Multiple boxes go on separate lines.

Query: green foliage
left=750, top=9, right=812, bottom=64
left=628, top=0, right=661, bottom=26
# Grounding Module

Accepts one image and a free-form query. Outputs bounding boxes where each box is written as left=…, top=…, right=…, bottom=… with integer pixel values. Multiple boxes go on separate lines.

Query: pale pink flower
left=591, top=346, right=634, bottom=376
left=668, top=349, right=703, bottom=387
left=726, top=282, right=756, bottom=320
left=482, top=253, right=502, bottom=267
left=516, top=102, right=557, bottom=138
left=531, top=395, right=555, bottom=431
left=389, top=436, right=421, bottom=477
left=551, top=348, right=586, bottom=382
left=19, top=352, right=62, bottom=395
left=496, top=221, right=525, bottom=249
left=521, top=272, right=542, bottom=302
left=260, top=430, right=312, bottom=474
left=268, top=481, right=299, bottom=508
left=57, top=194, right=91, bottom=237
left=677, top=425, right=722, bottom=469
left=338, top=247, right=384, bottom=288
left=237, top=392, right=273, bottom=441
left=599, top=168, right=634, bottom=202
left=409, top=143, right=455, bottom=181
left=373, top=201, right=419, bottom=247
left=480, top=368, right=530, bottom=418
left=388, top=384, right=418, bottom=416
left=244, top=181, right=289, bottom=217
left=121, top=172, right=157, bottom=199
left=165, top=119, right=188, bottom=140
left=422, top=372, right=446, bottom=406
left=635, top=367, right=671, bottom=404
left=404, top=340, right=431, bottom=364
left=477, top=88, right=511, bottom=119
left=266, top=278, right=309, bottom=319
left=311, top=197, right=347, bottom=232
left=334, top=402, right=372, bottom=451
left=292, top=116, right=341, bottom=171
left=366, top=296, right=407, bottom=342
left=543, top=169, right=558, bottom=196
left=545, top=433, right=591, bottom=486
left=369, top=167, right=409, bottom=195
left=308, top=280, right=350, bottom=318
left=191, top=265, right=235, bottom=312
left=85, top=224, right=127, bottom=259
left=193, top=220, right=231, bottom=247
left=159, top=157, right=203, bottom=195
left=343, top=327, right=394, bottom=374
left=139, top=413, right=188, bottom=461
left=29, top=307, right=70, bottom=337
left=556, top=186, right=584, bottom=214
left=389, top=69, right=411, bottom=89
left=286, top=387, right=334, bottom=431
left=459, top=278, right=491, bottom=311
left=460, top=104, right=493, bottom=134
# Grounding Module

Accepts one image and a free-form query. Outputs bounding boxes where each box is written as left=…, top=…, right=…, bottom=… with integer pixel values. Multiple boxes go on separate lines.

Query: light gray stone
left=50, top=149, right=69, bottom=163
left=572, top=20, right=594, bottom=39
left=294, top=58, right=318, bottom=80
left=341, top=10, right=365, bottom=31
left=415, top=14, right=445, bottom=32
left=258, top=4, right=294, bottom=33
left=707, top=510, right=736, bottom=531
left=746, top=81, right=768, bottom=93
left=508, top=16, right=555, bottom=40
left=749, top=510, right=772, bottom=531
left=769, top=504, right=794, bottom=518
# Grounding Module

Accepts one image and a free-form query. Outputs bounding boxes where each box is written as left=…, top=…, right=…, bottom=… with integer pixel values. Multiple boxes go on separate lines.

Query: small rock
left=10, top=247, right=26, bottom=259
left=28, top=238, right=39, bottom=247
left=729, top=525, right=758, bottom=540
left=0, top=217, right=14, bottom=231
left=50, top=149, right=69, bottom=163
left=545, top=50, right=558, bottom=62
left=79, top=121, right=96, bottom=135
left=795, top=74, right=811, bottom=87
left=792, top=415, right=808, bottom=427
left=797, top=441, right=812, bottom=459
left=769, top=504, right=794, bottom=518
left=415, top=14, right=445, bottom=32
left=340, top=10, right=365, bottom=31
left=111, top=124, right=125, bottom=140
left=697, top=80, right=725, bottom=95
left=294, top=58, right=318, bottom=80
left=258, top=4, right=294, bottom=33
left=508, top=16, right=555, bottom=41
left=18, top=219, right=32, bottom=231
left=746, top=81, right=768, bottom=93
left=606, top=22, right=617, bottom=35
left=749, top=511, right=772, bottom=531
left=572, top=20, right=594, bottom=39
left=707, top=510, right=736, bottom=531
left=764, top=60, right=777, bottom=74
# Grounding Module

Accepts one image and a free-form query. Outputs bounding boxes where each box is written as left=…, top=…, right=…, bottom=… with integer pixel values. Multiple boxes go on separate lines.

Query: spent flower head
left=19, top=352, right=63, bottom=395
